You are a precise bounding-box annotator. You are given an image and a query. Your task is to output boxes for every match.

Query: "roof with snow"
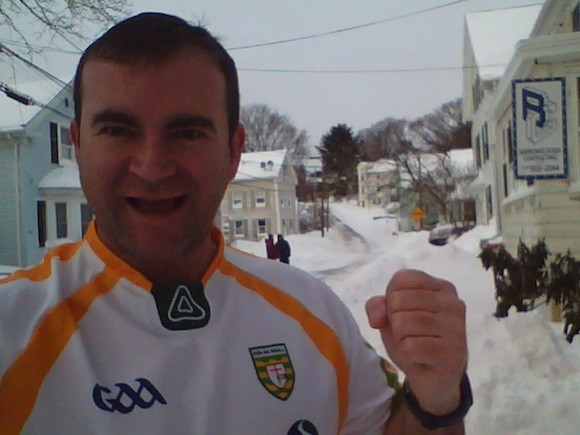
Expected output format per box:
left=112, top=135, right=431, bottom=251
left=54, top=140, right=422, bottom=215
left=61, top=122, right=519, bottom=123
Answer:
left=38, top=162, right=81, bottom=189
left=359, top=159, right=398, bottom=174
left=465, top=5, right=542, bottom=80
left=234, top=149, right=288, bottom=182
left=449, top=149, right=474, bottom=173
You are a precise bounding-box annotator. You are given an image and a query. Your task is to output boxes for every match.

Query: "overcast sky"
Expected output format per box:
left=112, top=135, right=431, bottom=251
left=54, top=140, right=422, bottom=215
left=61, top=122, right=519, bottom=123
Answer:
left=1, top=0, right=544, bottom=146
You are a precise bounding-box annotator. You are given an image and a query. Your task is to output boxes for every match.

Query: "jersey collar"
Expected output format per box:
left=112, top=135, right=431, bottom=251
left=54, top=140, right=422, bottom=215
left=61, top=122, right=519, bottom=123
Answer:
left=84, top=221, right=225, bottom=291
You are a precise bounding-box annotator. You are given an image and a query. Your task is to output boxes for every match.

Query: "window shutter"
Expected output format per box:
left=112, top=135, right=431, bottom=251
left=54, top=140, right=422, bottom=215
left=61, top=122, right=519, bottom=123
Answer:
left=502, top=164, right=508, bottom=198
left=50, top=122, right=59, bottom=164
left=37, top=201, right=47, bottom=247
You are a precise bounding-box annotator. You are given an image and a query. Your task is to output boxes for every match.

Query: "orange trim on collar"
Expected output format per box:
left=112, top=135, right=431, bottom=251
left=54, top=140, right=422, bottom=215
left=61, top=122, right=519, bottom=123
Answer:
left=84, top=221, right=225, bottom=289
left=201, top=225, right=225, bottom=286
left=84, top=221, right=152, bottom=290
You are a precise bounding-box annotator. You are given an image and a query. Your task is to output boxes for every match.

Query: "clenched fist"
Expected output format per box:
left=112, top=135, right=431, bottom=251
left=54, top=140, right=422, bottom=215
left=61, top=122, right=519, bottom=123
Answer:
left=366, top=269, right=468, bottom=415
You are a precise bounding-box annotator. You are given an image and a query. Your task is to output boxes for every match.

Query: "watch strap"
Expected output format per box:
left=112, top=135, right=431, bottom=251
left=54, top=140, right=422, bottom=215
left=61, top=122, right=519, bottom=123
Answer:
left=403, top=372, right=473, bottom=430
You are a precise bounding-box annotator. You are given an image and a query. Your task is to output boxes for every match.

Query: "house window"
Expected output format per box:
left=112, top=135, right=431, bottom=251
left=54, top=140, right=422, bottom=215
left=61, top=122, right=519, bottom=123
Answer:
left=573, top=4, right=579, bottom=32
left=475, top=136, right=482, bottom=169
left=485, top=186, right=493, bottom=219
left=50, top=122, right=74, bottom=164
left=234, top=220, right=245, bottom=237
left=60, top=125, right=74, bottom=161
left=507, top=125, right=514, bottom=163
left=37, top=200, right=46, bottom=247
left=233, top=192, right=243, bottom=209
left=502, top=164, right=509, bottom=198
left=482, top=123, right=489, bottom=162
left=577, top=77, right=580, bottom=126
left=257, top=219, right=267, bottom=235
left=255, top=190, right=266, bottom=208
left=81, top=203, right=93, bottom=236
left=55, top=202, right=68, bottom=238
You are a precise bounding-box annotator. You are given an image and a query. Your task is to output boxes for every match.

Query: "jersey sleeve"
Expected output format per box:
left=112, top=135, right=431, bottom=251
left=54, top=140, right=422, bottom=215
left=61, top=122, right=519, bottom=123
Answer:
left=336, top=299, right=403, bottom=434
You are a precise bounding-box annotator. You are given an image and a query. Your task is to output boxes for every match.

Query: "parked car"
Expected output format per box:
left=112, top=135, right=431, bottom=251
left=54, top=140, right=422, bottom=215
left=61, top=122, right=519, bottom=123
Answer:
left=428, top=224, right=455, bottom=246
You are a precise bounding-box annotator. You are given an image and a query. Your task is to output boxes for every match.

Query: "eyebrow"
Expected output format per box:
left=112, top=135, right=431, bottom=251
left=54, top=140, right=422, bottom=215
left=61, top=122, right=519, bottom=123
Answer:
left=91, top=109, right=139, bottom=128
left=90, top=110, right=217, bottom=134
left=166, top=115, right=217, bottom=134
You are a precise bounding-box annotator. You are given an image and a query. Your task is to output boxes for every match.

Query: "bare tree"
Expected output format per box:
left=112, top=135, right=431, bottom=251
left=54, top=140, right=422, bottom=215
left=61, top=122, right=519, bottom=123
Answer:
left=0, top=0, right=129, bottom=52
left=241, top=103, right=309, bottom=165
left=409, top=98, right=471, bottom=153
left=390, top=99, right=471, bottom=223
left=359, top=117, right=408, bottom=161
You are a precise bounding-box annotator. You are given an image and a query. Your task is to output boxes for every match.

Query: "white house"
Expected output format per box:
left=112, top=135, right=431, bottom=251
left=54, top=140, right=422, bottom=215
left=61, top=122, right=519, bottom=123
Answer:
left=462, top=4, right=543, bottom=231
left=0, top=80, right=78, bottom=267
left=220, top=149, right=299, bottom=243
left=357, top=159, right=399, bottom=210
left=467, top=0, right=580, bottom=256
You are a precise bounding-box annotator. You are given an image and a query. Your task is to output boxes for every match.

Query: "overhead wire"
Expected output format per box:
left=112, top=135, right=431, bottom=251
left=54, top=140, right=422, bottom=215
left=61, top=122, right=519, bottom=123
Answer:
left=228, top=0, right=468, bottom=50
left=0, top=1, right=535, bottom=77
left=0, top=81, right=72, bottom=119
left=238, top=63, right=505, bottom=75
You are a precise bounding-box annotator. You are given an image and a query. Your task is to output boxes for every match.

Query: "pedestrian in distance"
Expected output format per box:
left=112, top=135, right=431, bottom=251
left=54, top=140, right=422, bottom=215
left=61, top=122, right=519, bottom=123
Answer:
left=265, top=233, right=279, bottom=260
left=0, top=12, right=471, bottom=434
left=275, top=234, right=291, bottom=264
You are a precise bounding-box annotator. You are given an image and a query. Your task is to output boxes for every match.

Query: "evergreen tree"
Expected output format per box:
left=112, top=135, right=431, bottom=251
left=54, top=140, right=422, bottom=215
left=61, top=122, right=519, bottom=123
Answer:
left=317, top=124, right=359, bottom=197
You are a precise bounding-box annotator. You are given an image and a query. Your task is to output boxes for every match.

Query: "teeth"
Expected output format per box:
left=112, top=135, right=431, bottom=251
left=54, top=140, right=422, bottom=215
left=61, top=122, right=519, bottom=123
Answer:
left=130, top=197, right=182, bottom=214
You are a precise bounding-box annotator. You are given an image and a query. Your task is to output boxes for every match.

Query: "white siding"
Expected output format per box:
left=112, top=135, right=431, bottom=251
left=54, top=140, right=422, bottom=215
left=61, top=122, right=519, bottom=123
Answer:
left=0, top=143, right=19, bottom=265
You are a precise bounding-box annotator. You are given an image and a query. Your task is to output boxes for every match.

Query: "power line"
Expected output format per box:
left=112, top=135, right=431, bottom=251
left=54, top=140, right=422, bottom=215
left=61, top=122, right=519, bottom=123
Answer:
left=0, top=81, right=72, bottom=120
left=0, top=38, right=505, bottom=78
left=228, top=0, right=468, bottom=51
left=239, top=63, right=505, bottom=75
left=0, top=38, right=82, bottom=55
left=0, top=43, right=70, bottom=88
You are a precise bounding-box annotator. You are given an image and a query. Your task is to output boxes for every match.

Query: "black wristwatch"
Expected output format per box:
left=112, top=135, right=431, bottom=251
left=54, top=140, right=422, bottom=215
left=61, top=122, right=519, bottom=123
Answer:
left=403, top=373, right=473, bottom=430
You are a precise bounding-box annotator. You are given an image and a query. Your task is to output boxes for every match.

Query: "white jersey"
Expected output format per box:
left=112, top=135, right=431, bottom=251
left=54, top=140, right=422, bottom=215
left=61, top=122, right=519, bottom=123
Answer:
left=0, top=223, right=400, bottom=434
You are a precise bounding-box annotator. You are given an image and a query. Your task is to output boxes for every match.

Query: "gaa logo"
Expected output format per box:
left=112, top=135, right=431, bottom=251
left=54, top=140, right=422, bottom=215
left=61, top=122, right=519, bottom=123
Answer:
left=93, top=378, right=167, bottom=414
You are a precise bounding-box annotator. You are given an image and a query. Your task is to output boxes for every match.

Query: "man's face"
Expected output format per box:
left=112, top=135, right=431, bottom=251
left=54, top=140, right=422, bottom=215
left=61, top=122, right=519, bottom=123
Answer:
left=72, top=50, right=244, bottom=273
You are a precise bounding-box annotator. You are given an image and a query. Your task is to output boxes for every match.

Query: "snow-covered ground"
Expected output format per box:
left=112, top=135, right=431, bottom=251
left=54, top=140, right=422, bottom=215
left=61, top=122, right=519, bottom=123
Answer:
left=234, top=200, right=580, bottom=434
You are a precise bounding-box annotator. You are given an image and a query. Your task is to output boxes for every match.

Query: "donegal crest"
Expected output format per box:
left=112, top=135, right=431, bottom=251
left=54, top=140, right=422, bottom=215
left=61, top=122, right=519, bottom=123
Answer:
left=249, top=343, right=295, bottom=401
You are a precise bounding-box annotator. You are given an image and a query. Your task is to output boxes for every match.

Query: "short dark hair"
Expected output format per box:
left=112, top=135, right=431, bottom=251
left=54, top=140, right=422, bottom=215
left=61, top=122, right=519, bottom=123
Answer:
left=73, top=12, right=240, bottom=139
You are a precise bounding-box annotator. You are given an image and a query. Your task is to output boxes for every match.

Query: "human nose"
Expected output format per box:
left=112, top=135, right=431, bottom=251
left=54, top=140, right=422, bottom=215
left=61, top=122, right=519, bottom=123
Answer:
left=128, top=134, right=177, bottom=182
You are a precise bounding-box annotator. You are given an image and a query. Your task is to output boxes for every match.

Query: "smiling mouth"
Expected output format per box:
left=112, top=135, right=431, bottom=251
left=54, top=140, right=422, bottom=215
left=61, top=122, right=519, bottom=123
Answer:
left=126, top=196, right=186, bottom=214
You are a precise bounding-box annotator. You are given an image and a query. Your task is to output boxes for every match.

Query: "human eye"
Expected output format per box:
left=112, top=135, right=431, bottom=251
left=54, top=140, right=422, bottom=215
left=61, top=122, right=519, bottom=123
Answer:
left=97, top=125, right=134, bottom=137
left=172, top=128, right=206, bottom=141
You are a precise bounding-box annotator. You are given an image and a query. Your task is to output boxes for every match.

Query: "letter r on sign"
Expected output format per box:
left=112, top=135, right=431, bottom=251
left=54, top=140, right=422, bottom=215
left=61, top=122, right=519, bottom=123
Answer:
left=522, top=88, right=546, bottom=128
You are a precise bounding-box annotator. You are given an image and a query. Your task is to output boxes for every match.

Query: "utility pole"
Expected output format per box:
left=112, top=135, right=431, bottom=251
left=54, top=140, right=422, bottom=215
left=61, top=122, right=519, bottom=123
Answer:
left=320, top=182, right=326, bottom=237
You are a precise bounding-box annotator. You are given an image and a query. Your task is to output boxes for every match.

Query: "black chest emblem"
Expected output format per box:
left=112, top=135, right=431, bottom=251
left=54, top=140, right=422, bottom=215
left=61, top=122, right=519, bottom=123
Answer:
left=151, top=282, right=210, bottom=330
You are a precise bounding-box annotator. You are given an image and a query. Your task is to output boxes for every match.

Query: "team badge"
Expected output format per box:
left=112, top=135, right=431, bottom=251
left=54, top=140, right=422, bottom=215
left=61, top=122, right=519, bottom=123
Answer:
left=249, top=343, right=294, bottom=401
left=151, top=282, right=210, bottom=330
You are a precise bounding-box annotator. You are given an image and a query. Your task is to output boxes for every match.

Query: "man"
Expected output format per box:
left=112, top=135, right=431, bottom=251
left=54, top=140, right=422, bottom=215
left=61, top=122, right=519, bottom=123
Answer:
left=0, top=13, right=470, bottom=434
left=265, top=233, right=279, bottom=260
left=276, top=234, right=291, bottom=264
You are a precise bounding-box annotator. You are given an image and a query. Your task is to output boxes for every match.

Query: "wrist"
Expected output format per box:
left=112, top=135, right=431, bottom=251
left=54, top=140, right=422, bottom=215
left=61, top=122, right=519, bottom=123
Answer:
left=416, top=384, right=461, bottom=415
left=403, top=373, right=473, bottom=430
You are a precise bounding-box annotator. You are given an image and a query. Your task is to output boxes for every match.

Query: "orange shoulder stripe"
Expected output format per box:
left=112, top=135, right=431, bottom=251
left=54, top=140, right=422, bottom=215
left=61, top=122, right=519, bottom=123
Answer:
left=218, top=259, right=349, bottom=435
left=0, top=268, right=120, bottom=434
left=0, top=241, right=84, bottom=286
